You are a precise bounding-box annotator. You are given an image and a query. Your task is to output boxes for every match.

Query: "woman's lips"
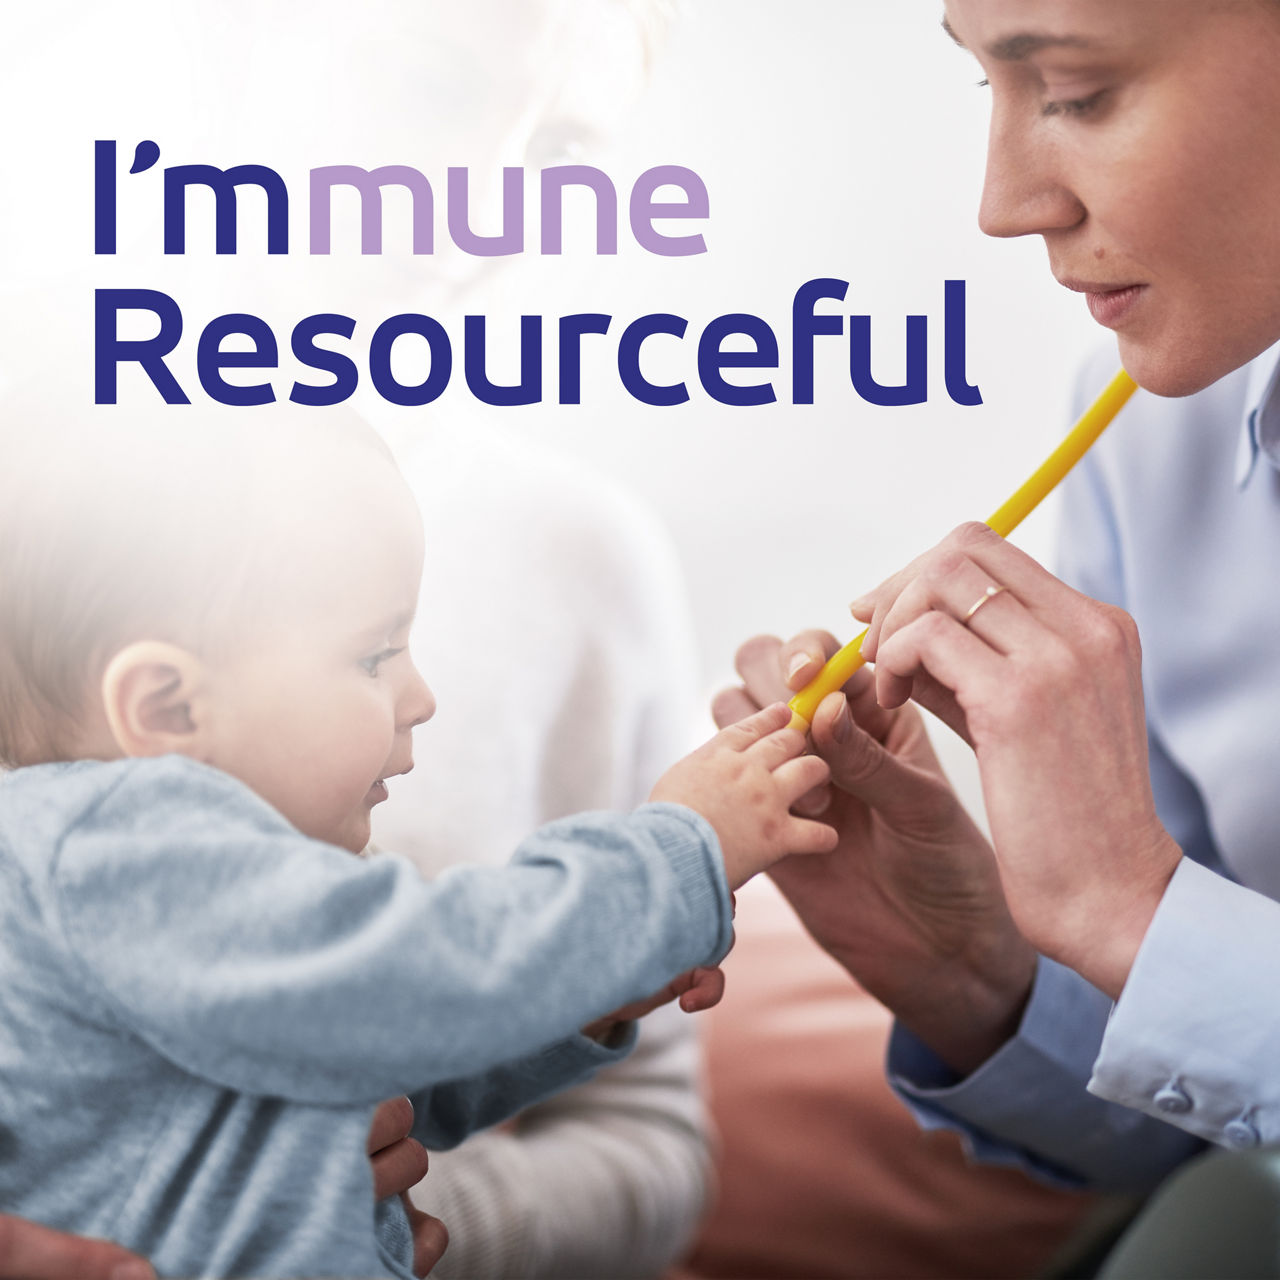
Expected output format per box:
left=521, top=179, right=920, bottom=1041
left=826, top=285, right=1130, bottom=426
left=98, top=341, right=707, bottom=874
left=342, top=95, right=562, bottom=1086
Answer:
left=1059, top=278, right=1148, bottom=329
left=1085, top=284, right=1146, bottom=328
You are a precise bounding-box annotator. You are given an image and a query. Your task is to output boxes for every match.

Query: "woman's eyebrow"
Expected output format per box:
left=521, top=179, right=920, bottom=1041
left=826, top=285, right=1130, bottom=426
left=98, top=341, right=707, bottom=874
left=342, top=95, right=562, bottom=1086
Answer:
left=941, top=14, right=1095, bottom=60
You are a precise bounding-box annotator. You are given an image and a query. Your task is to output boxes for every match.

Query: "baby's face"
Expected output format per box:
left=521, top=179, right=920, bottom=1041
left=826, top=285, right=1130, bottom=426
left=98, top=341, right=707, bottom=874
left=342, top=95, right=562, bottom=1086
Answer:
left=202, top=456, right=435, bottom=852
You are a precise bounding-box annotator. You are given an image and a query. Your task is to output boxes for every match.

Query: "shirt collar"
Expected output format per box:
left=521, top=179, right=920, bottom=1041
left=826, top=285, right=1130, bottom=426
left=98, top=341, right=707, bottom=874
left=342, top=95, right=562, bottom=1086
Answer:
left=1236, top=339, right=1280, bottom=490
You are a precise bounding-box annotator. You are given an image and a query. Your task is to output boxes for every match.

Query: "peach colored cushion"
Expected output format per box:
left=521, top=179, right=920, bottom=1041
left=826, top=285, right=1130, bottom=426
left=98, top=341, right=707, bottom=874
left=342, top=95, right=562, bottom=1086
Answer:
left=669, top=880, right=1096, bottom=1280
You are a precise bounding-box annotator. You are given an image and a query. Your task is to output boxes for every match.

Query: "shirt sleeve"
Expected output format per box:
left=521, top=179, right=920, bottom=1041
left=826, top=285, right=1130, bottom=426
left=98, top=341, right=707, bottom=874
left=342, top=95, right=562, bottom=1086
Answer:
left=51, top=757, right=732, bottom=1108
left=887, top=955, right=1205, bottom=1189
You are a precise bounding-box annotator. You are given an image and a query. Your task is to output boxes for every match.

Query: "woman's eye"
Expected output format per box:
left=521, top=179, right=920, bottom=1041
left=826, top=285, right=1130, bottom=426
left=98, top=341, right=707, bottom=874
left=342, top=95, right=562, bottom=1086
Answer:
left=1041, top=89, right=1108, bottom=119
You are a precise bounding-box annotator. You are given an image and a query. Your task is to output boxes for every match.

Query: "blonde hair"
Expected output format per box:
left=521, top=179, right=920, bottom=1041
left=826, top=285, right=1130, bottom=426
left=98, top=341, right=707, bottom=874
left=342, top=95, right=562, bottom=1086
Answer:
left=0, top=392, right=393, bottom=767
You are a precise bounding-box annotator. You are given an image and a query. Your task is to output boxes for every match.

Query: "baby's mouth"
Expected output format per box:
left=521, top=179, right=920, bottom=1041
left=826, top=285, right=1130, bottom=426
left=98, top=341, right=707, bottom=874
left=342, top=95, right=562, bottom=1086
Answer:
left=367, top=760, right=413, bottom=804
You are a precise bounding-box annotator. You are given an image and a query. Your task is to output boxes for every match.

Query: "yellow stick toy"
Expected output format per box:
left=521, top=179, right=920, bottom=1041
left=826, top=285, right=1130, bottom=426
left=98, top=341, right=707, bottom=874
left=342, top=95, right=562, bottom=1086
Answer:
left=787, top=368, right=1140, bottom=731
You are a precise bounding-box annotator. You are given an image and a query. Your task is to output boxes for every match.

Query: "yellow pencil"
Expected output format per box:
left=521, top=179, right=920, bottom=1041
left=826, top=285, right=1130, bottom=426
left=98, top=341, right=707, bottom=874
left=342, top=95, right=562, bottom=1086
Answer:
left=787, top=368, right=1139, bottom=731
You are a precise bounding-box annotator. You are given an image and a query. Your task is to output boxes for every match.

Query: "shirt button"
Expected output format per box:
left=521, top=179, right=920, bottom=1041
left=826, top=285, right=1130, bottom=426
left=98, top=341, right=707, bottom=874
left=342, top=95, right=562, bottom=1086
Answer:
left=1153, top=1085, right=1192, bottom=1115
left=1224, top=1119, right=1260, bottom=1149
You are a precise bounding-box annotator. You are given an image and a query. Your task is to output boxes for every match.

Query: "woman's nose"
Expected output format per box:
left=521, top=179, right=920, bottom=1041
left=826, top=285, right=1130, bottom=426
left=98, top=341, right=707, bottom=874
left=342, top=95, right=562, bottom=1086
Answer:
left=978, top=108, right=1085, bottom=240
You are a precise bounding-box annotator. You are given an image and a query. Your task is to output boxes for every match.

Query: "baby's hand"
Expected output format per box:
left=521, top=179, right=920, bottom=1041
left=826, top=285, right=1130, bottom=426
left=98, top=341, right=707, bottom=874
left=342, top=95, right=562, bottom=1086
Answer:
left=580, top=965, right=726, bottom=1042
left=650, top=702, right=837, bottom=888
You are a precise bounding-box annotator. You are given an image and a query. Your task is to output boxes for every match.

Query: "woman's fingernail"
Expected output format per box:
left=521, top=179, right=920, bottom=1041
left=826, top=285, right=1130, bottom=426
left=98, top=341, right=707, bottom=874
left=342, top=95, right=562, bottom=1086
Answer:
left=849, top=596, right=871, bottom=616
left=787, top=653, right=811, bottom=681
left=832, top=699, right=853, bottom=744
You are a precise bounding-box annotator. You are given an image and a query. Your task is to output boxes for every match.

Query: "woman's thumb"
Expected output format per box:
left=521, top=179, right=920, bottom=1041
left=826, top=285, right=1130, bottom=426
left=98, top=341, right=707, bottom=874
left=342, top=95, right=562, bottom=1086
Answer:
left=809, top=692, right=937, bottom=820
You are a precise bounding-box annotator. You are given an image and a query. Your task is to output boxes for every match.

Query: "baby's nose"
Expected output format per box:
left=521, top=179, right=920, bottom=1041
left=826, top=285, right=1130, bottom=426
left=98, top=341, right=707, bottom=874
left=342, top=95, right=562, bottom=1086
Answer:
left=400, top=665, right=436, bottom=729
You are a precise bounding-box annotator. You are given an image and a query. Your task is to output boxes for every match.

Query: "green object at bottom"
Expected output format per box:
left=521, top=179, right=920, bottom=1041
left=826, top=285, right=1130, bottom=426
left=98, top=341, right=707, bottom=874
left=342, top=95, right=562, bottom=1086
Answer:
left=1100, top=1146, right=1280, bottom=1280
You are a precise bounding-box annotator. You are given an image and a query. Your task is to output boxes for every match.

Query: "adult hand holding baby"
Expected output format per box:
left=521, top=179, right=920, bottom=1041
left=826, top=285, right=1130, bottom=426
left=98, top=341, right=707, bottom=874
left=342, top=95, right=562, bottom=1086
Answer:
left=367, top=1097, right=449, bottom=1277
left=0, top=1215, right=153, bottom=1280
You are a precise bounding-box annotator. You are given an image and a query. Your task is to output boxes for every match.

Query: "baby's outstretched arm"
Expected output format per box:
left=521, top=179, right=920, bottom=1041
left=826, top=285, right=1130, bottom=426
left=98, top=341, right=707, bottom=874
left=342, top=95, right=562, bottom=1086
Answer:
left=649, top=702, right=838, bottom=888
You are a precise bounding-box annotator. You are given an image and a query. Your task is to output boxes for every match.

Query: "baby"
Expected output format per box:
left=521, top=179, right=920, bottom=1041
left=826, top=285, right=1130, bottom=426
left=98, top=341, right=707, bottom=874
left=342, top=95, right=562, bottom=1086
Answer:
left=0, top=402, right=835, bottom=1279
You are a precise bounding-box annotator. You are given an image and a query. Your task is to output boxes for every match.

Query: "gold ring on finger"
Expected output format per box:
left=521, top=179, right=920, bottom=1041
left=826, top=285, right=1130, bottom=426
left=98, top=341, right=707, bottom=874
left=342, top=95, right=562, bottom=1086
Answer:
left=961, top=583, right=1008, bottom=625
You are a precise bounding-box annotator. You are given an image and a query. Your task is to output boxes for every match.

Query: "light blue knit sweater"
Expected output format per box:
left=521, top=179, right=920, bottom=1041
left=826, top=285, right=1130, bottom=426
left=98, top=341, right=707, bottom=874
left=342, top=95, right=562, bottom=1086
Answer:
left=0, top=756, right=730, bottom=1278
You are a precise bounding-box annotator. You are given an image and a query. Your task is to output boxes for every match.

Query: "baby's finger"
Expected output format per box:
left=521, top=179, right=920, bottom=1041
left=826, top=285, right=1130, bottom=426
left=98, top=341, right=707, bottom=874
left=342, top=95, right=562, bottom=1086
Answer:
left=746, top=723, right=808, bottom=768
left=678, top=966, right=726, bottom=1013
left=717, top=701, right=792, bottom=751
left=772, top=753, right=832, bottom=805
left=781, top=814, right=840, bottom=855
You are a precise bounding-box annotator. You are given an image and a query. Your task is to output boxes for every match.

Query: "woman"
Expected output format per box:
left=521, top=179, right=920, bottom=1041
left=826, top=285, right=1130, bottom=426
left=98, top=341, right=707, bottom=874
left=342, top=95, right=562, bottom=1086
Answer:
left=717, top=0, right=1280, bottom=1188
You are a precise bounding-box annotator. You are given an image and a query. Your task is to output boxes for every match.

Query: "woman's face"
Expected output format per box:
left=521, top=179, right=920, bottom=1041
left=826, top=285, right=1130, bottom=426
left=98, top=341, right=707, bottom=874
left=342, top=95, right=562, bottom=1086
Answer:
left=944, top=0, right=1280, bottom=396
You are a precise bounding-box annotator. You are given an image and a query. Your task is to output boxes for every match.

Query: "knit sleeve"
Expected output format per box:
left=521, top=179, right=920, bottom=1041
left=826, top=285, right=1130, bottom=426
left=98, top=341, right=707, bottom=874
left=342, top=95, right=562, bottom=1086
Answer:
left=52, top=757, right=731, bottom=1107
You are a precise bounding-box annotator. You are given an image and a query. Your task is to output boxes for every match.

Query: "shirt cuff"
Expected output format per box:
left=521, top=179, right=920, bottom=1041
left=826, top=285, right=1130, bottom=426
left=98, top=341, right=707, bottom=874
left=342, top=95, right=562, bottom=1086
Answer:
left=1090, top=856, right=1280, bottom=1149
left=888, top=954, right=1109, bottom=1185
left=633, top=802, right=734, bottom=966
left=555, top=1021, right=640, bottom=1073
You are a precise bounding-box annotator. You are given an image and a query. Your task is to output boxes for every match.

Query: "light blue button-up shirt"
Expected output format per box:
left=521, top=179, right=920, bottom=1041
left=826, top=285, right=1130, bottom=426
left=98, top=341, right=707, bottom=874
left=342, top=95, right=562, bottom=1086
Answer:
left=889, top=339, right=1280, bottom=1191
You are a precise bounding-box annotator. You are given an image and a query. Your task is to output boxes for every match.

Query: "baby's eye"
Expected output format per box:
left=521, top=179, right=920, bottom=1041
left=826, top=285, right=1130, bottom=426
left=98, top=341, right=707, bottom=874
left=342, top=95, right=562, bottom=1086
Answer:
left=360, top=647, right=403, bottom=677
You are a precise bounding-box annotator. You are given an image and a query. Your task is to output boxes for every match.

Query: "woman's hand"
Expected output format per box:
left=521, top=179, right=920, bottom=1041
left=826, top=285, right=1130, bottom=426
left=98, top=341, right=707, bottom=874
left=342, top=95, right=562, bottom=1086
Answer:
left=716, top=633, right=1035, bottom=1075
left=368, top=1097, right=449, bottom=1277
left=853, top=521, right=1182, bottom=997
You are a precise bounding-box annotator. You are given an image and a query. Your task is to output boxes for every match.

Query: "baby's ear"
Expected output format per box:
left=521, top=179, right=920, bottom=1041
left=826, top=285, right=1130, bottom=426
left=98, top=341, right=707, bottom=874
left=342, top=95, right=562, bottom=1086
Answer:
left=99, top=642, right=211, bottom=759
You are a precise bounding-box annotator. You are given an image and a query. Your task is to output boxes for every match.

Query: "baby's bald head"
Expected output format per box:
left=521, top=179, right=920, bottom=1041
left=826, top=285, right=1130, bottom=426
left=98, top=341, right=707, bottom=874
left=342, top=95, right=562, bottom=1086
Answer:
left=0, top=394, right=413, bottom=767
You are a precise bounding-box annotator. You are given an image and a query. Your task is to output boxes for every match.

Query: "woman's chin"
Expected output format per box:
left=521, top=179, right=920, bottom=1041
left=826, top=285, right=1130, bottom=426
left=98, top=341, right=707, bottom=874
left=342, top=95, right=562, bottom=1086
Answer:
left=1118, top=328, right=1275, bottom=400
left=1117, top=340, right=1225, bottom=400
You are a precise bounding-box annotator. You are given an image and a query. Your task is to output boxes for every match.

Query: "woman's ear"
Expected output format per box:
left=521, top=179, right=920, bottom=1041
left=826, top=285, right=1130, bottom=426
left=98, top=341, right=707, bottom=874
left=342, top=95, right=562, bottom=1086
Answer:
left=99, top=642, right=213, bottom=759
